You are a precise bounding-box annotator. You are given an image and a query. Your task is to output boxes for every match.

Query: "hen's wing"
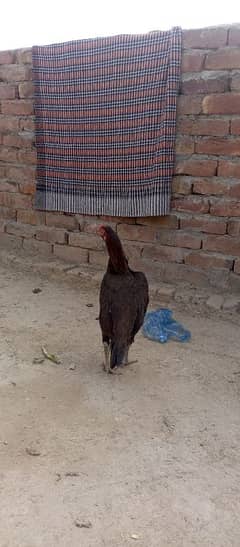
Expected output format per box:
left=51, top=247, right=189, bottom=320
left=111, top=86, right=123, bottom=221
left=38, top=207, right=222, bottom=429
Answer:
left=99, top=270, right=148, bottom=349
left=130, top=271, right=149, bottom=341
left=99, top=273, right=113, bottom=342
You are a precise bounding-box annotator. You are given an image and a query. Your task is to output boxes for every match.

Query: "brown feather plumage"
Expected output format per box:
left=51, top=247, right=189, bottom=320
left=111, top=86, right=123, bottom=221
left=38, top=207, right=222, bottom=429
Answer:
left=97, top=226, right=149, bottom=371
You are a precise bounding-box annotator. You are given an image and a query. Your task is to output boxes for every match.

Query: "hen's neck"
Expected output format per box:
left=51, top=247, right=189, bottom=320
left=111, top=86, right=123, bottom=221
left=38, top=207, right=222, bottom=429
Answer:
left=106, top=237, right=129, bottom=274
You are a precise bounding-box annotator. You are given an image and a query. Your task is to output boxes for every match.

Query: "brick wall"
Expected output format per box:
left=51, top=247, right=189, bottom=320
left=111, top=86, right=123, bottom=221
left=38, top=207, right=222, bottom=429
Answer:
left=0, top=25, right=240, bottom=289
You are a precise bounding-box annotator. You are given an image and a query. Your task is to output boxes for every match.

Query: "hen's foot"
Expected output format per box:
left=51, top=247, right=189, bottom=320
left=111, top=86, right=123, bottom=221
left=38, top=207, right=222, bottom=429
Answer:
left=124, top=359, right=138, bottom=366
left=109, top=366, right=122, bottom=375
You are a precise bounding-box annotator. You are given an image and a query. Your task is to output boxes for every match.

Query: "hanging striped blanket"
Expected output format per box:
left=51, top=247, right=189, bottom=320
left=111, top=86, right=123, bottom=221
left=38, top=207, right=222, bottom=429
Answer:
left=33, top=28, right=182, bottom=217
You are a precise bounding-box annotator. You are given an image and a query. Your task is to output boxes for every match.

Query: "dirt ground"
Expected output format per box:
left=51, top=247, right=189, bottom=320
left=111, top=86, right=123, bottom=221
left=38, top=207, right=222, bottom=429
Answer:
left=0, top=256, right=240, bottom=547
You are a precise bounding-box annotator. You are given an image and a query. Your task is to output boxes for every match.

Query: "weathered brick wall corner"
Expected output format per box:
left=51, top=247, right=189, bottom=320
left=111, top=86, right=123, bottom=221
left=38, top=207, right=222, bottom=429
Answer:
left=0, top=26, right=240, bottom=290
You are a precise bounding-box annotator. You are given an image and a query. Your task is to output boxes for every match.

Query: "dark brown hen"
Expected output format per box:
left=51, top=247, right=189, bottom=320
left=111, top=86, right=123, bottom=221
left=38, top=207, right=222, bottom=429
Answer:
left=97, top=225, right=149, bottom=373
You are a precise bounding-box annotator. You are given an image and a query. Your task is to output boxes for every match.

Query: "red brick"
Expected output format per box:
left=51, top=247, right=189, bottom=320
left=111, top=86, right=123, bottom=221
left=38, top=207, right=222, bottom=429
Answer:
left=203, top=94, right=240, bottom=115
left=227, top=219, right=240, bottom=236
left=0, top=51, right=16, bottom=64
left=84, top=222, right=117, bottom=236
left=0, top=116, right=19, bottom=132
left=35, top=227, right=66, bottom=244
left=0, top=165, right=6, bottom=177
left=1, top=100, right=34, bottom=116
left=183, top=27, right=228, bottom=49
left=156, top=229, right=202, bottom=249
left=23, top=238, right=52, bottom=255
left=117, top=224, right=155, bottom=242
left=136, top=215, right=179, bottom=229
left=203, top=234, right=240, bottom=256
left=193, top=179, right=228, bottom=196
left=99, top=215, right=135, bottom=225
left=185, top=251, right=233, bottom=270
left=229, top=183, right=240, bottom=199
left=19, top=117, right=35, bottom=131
left=175, top=135, right=195, bottom=156
left=16, top=49, right=32, bottom=64
left=18, top=82, right=34, bottom=99
left=162, top=263, right=212, bottom=287
left=0, top=220, right=6, bottom=232
left=6, top=221, right=36, bottom=239
left=177, top=116, right=229, bottom=136
left=46, top=212, right=78, bottom=230
left=228, top=270, right=240, bottom=289
left=175, top=136, right=195, bottom=154
left=182, top=51, right=205, bottom=72
left=19, top=181, right=36, bottom=195
left=230, top=72, right=240, bottom=91
left=196, top=137, right=240, bottom=156
left=18, top=149, right=37, bottom=165
left=0, top=192, right=32, bottom=210
left=177, top=95, right=202, bottom=115
left=0, top=205, right=16, bottom=220
left=0, top=180, right=18, bottom=192
left=172, top=176, right=193, bottom=195
left=210, top=199, right=240, bottom=217
left=89, top=250, right=107, bottom=267
left=6, top=165, right=36, bottom=183
left=218, top=160, right=240, bottom=178
left=53, top=244, right=88, bottom=263
left=192, top=177, right=230, bottom=196
left=0, top=64, right=31, bottom=82
left=123, top=242, right=143, bottom=259
left=204, top=266, right=231, bottom=288
left=77, top=216, right=116, bottom=233
left=142, top=243, right=186, bottom=263
left=76, top=215, right=95, bottom=227
left=130, top=256, right=166, bottom=279
left=17, top=209, right=46, bottom=225
left=229, top=26, right=240, bottom=46
left=0, top=147, right=19, bottom=163
left=172, top=196, right=209, bottom=214
left=230, top=119, right=240, bottom=135
left=180, top=214, right=227, bottom=234
left=0, top=232, right=23, bottom=250
left=234, top=259, right=240, bottom=274
left=175, top=157, right=217, bottom=176
left=3, top=134, right=34, bottom=148
left=69, top=232, right=105, bottom=250
left=181, top=72, right=228, bottom=94
left=0, top=84, right=16, bottom=99
left=205, top=48, right=240, bottom=70
left=73, top=213, right=92, bottom=225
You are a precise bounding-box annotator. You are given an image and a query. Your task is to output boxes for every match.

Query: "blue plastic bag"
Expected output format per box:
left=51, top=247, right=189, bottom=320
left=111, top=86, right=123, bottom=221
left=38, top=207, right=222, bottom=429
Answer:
left=142, top=308, right=191, bottom=343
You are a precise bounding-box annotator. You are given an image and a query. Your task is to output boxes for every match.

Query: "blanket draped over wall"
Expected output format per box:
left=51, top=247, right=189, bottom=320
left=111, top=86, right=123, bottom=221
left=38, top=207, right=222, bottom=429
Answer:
left=32, top=28, right=182, bottom=216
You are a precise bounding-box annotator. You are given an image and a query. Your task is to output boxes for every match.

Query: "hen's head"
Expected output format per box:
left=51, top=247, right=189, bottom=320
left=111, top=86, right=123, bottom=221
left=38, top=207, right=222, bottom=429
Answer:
left=96, top=225, right=129, bottom=273
left=97, top=225, right=115, bottom=242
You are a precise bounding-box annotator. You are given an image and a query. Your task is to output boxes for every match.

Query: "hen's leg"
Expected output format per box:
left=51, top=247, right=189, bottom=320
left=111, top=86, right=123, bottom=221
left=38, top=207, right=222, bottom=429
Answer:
left=123, top=346, right=129, bottom=366
left=122, top=346, right=138, bottom=367
left=103, top=340, right=122, bottom=374
left=103, top=342, right=110, bottom=373
left=107, top=352, right=133, bottom=375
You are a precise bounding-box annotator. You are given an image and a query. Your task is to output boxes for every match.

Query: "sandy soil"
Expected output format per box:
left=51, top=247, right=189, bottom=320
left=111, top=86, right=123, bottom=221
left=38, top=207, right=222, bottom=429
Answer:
left=0, top=257, right=240, bottom=547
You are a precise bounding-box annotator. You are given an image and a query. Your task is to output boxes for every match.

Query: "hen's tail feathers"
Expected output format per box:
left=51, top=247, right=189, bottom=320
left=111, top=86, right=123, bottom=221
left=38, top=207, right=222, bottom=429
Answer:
left=110, top=341, right=126, bottom=369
